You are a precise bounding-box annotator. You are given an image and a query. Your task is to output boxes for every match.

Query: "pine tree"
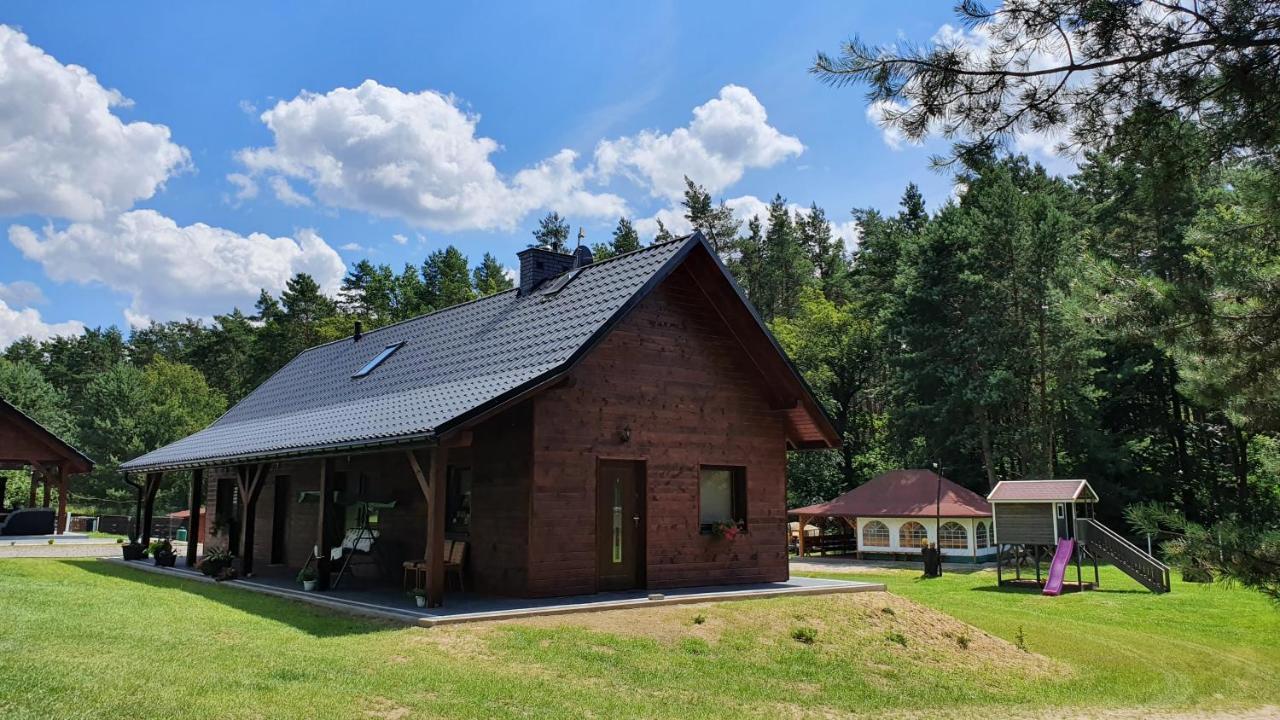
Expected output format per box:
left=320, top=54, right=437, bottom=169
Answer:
left=682, top=177, right=740, bottom=255
left=592, top=217, right=643, bottom=260
left=755, top=195, right=813, bottom=321
left=652, top=219, right=675, bottom=244
left=796, top=203, right=850, bottom=303
left=422, top=246, right=477, bottom=310
left=472, top=252, right=514, bottom=296
left=531, top=212, right=570, bottom=253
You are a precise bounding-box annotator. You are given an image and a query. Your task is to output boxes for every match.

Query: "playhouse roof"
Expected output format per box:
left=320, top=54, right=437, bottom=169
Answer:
left=987, top=479, right=1097, bottom=503
left=790, top=469, right=992, bottom=519
left=121, top=234, right=838, bottom=473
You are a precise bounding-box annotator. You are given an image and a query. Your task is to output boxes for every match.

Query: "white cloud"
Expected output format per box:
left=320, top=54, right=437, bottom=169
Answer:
left=594, top=85, right=803, bottom=201
left=225, top=173, right=258, bottom=204
left=8, top=210, right=345, bottom=324
left=0, top=299, right=83, bottom=348
left=390, top=233, right=407, bottom=245
left=0, top=280, right=47, bottom=307
left=236, top=80, right=624, bottom=231
left=866, top=100, right=913, bottom=151
left=269, top=176, right=312, bottom=206
left=0, top=25, right=190, bottom=221
left=339, top=242, right=366, bottom=252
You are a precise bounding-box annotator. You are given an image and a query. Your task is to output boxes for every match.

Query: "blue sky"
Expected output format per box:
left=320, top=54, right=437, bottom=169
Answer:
left=0, top=2, right=1040, bottom=345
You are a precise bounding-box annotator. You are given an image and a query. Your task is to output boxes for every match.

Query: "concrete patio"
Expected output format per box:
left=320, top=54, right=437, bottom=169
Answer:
left=102, top=556, right=884, bottom=626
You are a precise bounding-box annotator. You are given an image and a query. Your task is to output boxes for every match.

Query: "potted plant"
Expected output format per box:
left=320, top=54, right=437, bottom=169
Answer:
left=121, top=539, right=147, bottom=561
left=297, top=566, right=318, bottom=591
left=197, top=547, right=233, bottom=577
left=411, top=587, right=427, bottom=608
left=149, top=539, right=176, bottom=567
left=710, top=520, right=743, bottom=540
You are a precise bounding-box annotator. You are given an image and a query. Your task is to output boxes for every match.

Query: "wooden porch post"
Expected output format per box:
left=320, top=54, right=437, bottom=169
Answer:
left=316, top=458, right=335, bottom=590
left=0, top=476, right=7, bottom=508
left=28, top=465, right=39, bottom=507
left=186, top=469, right=203, bottom=567
left=236, top=464, right=269, bottom=577
left=796, top=515, right=808, bottom=557
left=41, top=475, right=51, bottom=507
left=54, top=465, right=67, bottom=535
left=141, top=472, right=161, bottom=546
left=427, top=447, right=446, bottom=607
left=405, top=446, right=446, bottom=607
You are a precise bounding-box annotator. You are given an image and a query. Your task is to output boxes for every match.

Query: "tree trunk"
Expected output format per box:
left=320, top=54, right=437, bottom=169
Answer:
left=977, top=406, right=998, bottom=489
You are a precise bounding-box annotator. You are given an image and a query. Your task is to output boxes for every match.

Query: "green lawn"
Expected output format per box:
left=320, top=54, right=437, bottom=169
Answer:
left=0, top=558, right=1276, bottom=719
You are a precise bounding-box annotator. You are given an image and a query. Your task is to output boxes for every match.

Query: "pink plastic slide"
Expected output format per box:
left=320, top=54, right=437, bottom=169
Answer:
left=1042, top=538, right=1076, bottom=596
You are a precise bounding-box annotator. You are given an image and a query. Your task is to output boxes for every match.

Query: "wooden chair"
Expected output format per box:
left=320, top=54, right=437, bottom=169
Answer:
left=402, top=539, right=462, bottom=591
left=444, top=540, right=467, bottom=592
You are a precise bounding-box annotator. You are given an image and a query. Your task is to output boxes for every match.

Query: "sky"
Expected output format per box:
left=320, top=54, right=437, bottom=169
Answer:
left=0, top=2, right=1067, bottom=346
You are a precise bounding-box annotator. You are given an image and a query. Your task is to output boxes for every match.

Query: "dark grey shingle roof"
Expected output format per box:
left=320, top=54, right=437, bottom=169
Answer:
left=121, top=238, right=691, bottom=471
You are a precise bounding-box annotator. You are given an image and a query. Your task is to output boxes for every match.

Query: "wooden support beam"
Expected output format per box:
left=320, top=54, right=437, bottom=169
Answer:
left=796, top=515, right=808, bottom=557
left=0, top=476, right=7, bottom=508
left=186, top=469, right=203, bottom=568
left=28, top=465, right=39, bottom=507
left=141, top=472, right=162, bottom=546
left=41, top=474, right=51, bottom=508
left=427, top=447, right=446, bottom=607
left=236, top=464, right=270, bottom=577
left=54, top=465, right=67, bottom=535
left=316, top=458, right=335, bottom=590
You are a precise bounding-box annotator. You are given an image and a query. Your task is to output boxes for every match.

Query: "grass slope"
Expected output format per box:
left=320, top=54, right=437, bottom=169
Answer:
left=0, top=559, right=1276, bottom=719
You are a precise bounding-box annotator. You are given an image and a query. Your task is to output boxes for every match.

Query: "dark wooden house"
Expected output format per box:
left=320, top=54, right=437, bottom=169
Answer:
left=121, top=234, right=837, bottom=605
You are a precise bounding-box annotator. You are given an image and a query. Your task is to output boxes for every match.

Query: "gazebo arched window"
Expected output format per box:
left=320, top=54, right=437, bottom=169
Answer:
left=975, top=521, right=989, bottom=549
left=899, top=521, right=928, bottom=548
left=939, top=521, right=968, bottom=549
left=862, top=520, right=890, bottom=547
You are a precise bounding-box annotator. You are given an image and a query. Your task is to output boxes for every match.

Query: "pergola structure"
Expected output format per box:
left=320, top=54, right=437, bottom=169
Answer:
left=0, top=398, right=94, bottom=533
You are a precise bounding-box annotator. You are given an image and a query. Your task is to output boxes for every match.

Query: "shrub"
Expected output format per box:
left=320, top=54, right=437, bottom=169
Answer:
left=955, top=632, right=972, bottom=649
left=148, top=539, right=173, bottom=556
left=296, top=566, right=318, bottom=583
left=791, top=626, right=818, bottom=644
left=886, top=631, right=908, bottom=647
left=197, top=548, right=233, bottom=577
left=692, top=613, right=706, bottom=625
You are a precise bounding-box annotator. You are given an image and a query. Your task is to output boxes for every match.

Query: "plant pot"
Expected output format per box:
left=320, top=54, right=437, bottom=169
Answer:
left=414, top=595, right=427, bottom=608
left=302, top=580, right=317, bottom=592
left=122, top=544, right=145, bottom=561
left=155, top=553, right=177, bottom=568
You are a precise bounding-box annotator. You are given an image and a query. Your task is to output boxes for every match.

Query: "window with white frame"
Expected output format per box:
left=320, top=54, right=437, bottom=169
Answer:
left=862, top=520, right=890, bottom=547
left=939, top=521, right=968, bottom=549
left=975, top=521, right=990, bottom=549
left=899, top=521, right=929, bottom=548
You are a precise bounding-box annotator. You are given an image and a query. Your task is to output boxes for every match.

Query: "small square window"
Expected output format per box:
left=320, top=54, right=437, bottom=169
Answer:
left=699, top=466, right=746, bottom=532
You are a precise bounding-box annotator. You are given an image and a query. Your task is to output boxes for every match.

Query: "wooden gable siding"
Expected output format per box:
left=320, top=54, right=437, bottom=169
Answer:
left=527, top=264, right=790, bottom=596
left=992, top=502, right=1056, bottom=545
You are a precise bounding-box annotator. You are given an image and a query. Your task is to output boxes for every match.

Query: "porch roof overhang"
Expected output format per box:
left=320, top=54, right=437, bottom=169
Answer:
left=0, top=398, right=94, bottom=475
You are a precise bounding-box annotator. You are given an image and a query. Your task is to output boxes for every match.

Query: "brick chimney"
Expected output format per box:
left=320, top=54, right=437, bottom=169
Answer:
left=516, top=246, right=575, bottom=295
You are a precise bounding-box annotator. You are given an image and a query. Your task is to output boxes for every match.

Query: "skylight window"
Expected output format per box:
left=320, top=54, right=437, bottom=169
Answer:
left=352, top=341, right=405, bottom=379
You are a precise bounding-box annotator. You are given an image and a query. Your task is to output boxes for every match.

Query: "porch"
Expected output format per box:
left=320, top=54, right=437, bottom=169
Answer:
left=104, top=556, right=883, bottom=626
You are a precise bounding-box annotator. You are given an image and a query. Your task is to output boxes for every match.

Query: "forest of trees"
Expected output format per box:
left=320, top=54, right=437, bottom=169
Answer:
left=1, top=0, right=1276, bottom=596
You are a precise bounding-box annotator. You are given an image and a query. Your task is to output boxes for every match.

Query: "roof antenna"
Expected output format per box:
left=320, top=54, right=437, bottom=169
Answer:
left=576, top=226, right=585, bottom=249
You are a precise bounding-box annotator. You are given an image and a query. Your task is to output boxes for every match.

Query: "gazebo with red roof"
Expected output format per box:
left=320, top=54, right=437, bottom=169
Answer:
left=789, top=469, right=996, bottom=563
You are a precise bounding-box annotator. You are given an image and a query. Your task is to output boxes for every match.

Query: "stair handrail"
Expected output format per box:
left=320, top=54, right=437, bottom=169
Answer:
left=1077, top=517, right=1170, bottom=572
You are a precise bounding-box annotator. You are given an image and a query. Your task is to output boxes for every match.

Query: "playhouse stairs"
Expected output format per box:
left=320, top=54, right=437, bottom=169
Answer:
left=1076, top=518, right=1171, bottom=593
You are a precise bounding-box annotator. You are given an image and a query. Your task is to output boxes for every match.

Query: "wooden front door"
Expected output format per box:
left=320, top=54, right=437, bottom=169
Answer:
left=596, top=460, right=645, bottom=591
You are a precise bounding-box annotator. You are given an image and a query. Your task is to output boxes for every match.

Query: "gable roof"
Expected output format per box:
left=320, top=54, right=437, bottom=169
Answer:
left=790, top=469, right=992, bottom=519
left=0, top=398, right=94, bottom=474
left=122, top=234, right=838, bottom=473
left=987, top=479, right=1097, bottom=503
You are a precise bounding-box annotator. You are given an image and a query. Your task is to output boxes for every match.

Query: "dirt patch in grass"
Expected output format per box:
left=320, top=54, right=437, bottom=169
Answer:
left=360, top=697, right=410, bottom=720
left=495, top=591, right=1061, bottom=678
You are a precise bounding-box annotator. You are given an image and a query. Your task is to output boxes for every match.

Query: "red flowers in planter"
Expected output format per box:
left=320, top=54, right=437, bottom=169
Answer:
left=711, top=520, right=743, bottom=540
